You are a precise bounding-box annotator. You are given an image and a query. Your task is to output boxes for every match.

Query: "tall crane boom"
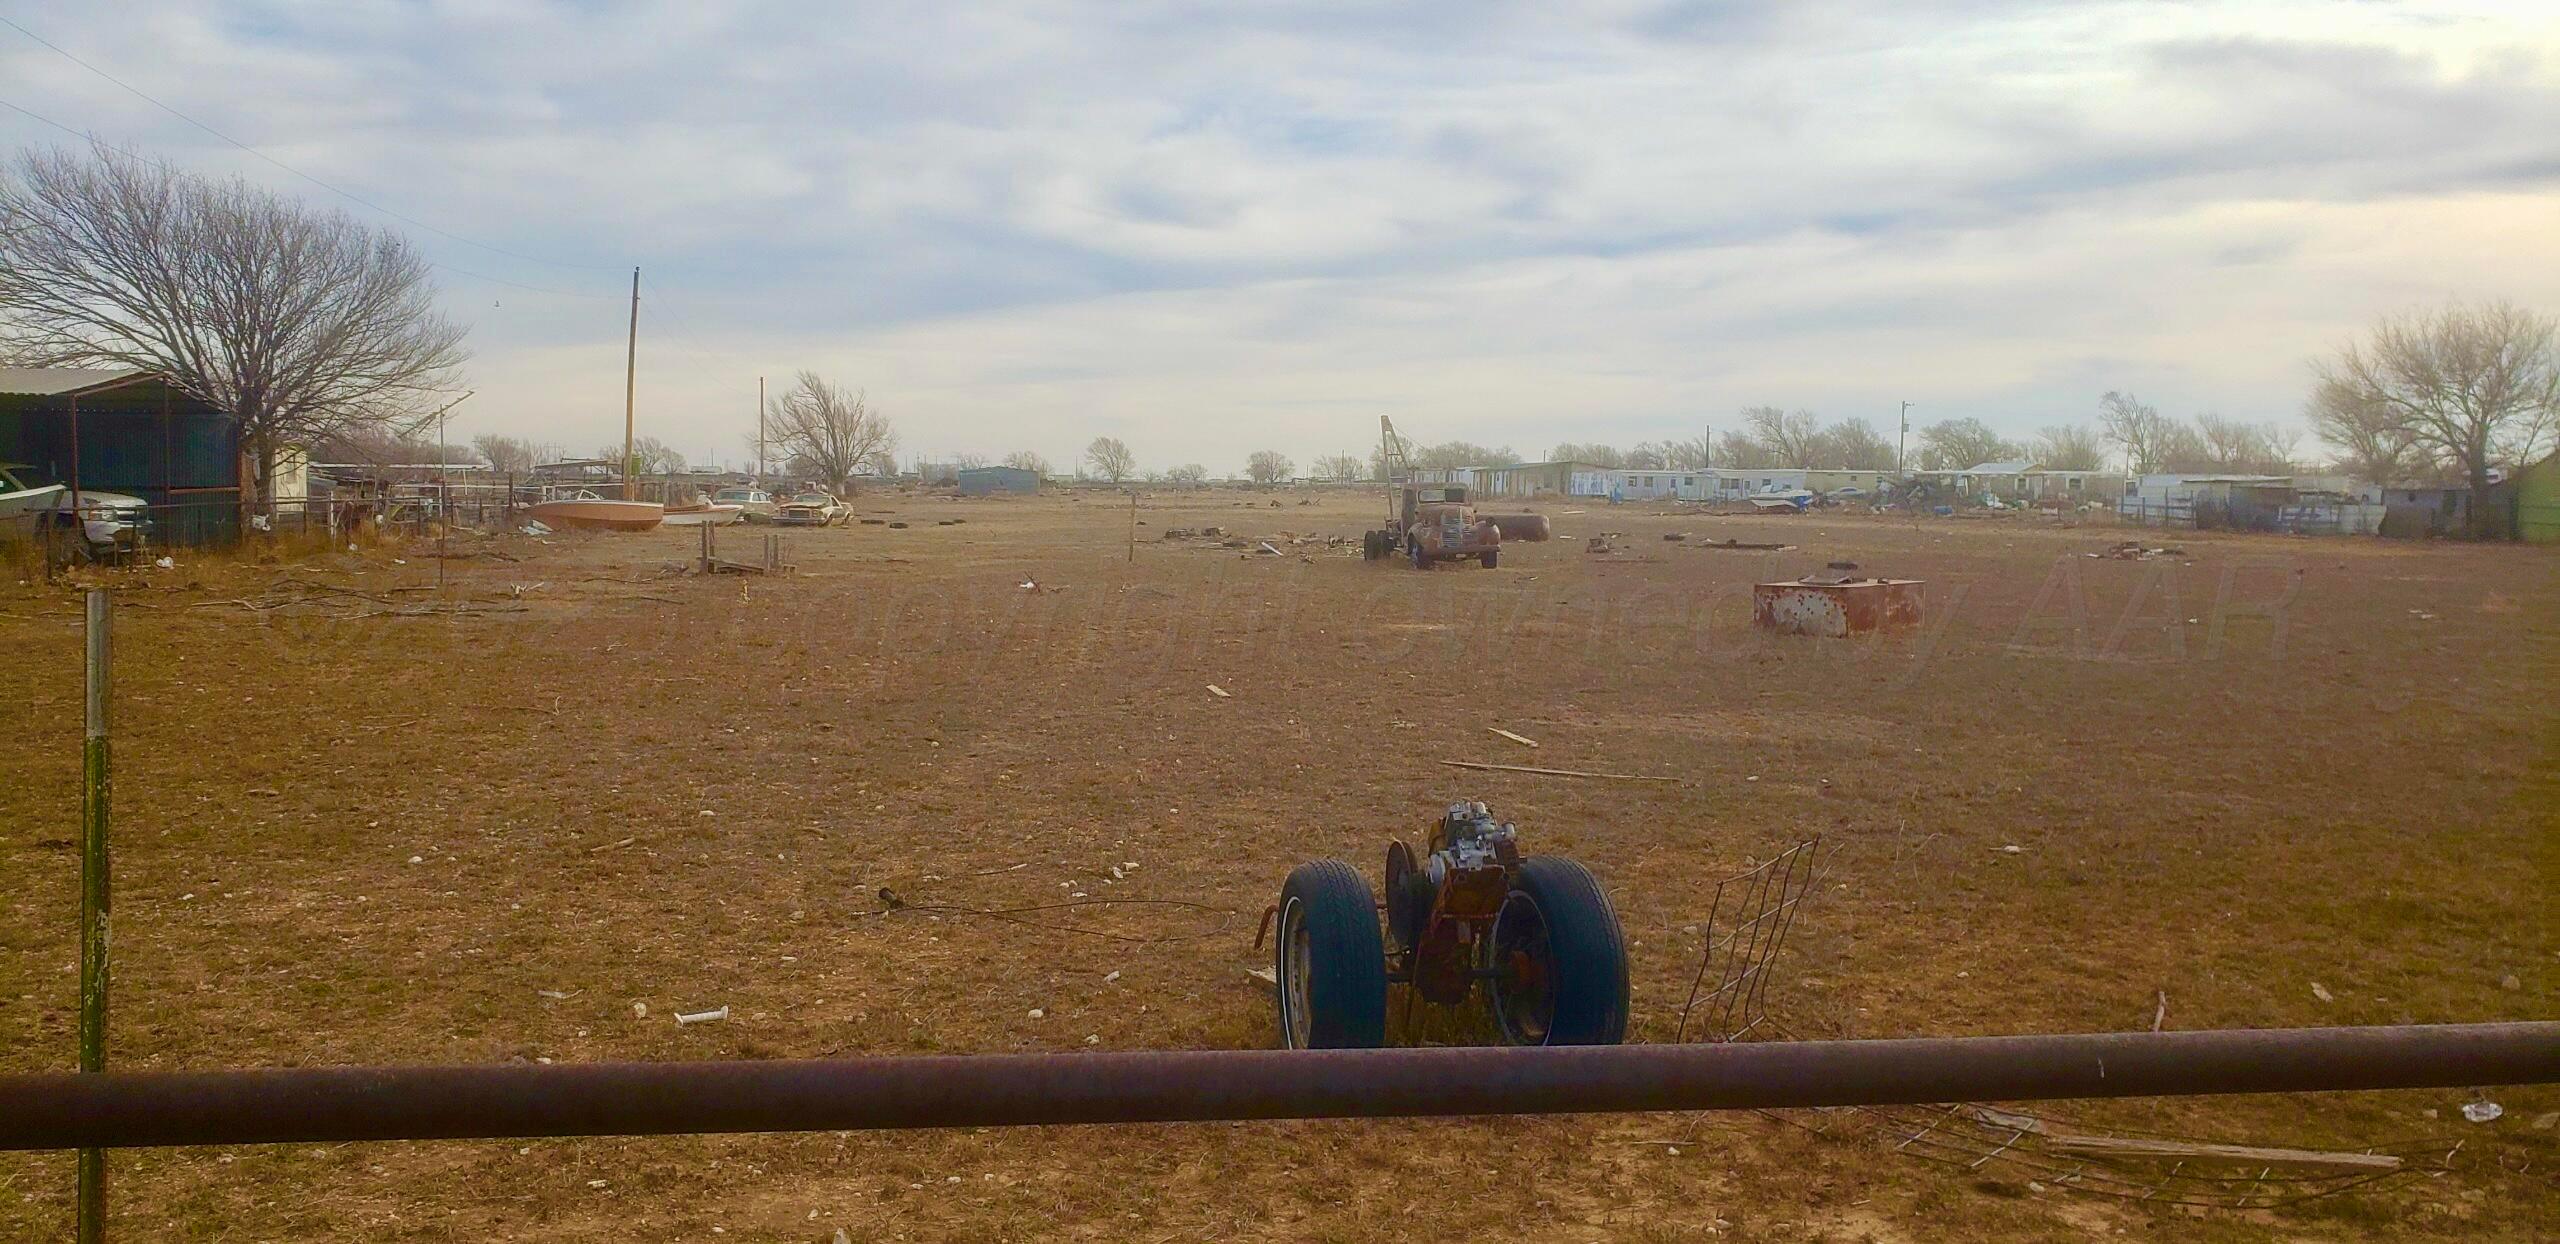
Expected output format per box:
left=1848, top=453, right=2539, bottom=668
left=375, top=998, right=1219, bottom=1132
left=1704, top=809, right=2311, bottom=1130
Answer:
left=1378, top=415, right=1415, bottom=484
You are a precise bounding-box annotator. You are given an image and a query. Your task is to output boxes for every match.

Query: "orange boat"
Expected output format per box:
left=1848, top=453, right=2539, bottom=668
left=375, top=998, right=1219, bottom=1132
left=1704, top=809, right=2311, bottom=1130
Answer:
left=526, top=491, right=665, bottom=532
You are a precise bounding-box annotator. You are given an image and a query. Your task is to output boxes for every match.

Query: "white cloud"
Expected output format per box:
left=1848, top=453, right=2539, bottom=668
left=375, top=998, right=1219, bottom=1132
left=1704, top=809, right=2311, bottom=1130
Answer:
left=1, top=1, right=2555, bottom=471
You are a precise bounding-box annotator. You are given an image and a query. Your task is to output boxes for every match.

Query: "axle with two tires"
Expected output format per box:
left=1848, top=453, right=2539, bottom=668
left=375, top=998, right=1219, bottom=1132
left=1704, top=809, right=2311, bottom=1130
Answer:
left=1267, top=802, right=1630, bottom=1048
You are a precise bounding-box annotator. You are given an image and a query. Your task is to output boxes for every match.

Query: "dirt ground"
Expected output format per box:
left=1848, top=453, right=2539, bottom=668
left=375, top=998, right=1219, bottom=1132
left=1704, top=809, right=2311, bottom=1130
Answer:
left=1, top=490, right=2552, bottom=1241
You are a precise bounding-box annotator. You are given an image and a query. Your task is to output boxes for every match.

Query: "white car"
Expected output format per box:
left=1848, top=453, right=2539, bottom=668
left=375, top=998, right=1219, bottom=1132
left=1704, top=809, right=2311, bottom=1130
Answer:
left=0, top=465, right=152, bottom=551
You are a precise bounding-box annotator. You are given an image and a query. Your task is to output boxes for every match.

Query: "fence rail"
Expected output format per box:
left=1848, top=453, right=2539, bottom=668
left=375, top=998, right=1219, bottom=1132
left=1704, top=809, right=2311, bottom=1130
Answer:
left=5, top=1022, right=2552, bottom=1151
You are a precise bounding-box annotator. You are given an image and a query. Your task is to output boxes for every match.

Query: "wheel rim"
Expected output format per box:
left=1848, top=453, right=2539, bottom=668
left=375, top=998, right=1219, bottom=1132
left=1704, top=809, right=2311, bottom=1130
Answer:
left=1490, top=889, right=1555, bottom=1044
left=1278, top=897, right=1313, bottom=1049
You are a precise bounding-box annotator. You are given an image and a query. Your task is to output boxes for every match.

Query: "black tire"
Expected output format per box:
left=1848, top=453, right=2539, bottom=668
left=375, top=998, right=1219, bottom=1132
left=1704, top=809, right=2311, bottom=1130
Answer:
left=1488, top=856, right=1630, bottom=1046
left=1275, top=860, right=1387, bottom=1049
left=1479, top=549, right=1498, bottom=569
left=1362, top=530, right=1386, bottom=560
left=1383, top=840, right=1436, bottom=952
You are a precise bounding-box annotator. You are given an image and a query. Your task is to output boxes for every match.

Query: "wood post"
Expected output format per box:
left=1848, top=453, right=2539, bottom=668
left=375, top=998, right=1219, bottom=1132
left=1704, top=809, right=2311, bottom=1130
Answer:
left=78, top=589, right=112, bottom=1242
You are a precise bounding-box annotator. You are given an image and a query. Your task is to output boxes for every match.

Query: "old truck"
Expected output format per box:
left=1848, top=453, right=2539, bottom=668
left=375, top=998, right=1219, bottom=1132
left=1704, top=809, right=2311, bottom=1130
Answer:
left=1363, top=481, right=1503, bottom=569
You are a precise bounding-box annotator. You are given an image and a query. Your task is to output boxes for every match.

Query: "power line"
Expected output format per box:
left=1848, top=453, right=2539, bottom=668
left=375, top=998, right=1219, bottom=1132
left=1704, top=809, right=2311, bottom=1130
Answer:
left=0, top=12, right=622, bottom=273
left=0, top=93, right=87, bottom=141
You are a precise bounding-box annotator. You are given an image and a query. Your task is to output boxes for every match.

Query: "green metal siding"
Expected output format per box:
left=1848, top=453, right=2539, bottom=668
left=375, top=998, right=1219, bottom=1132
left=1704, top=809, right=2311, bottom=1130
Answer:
left=2517, top=454, right=2560, bottom=545
left=0, top=380, right=242, bottom=545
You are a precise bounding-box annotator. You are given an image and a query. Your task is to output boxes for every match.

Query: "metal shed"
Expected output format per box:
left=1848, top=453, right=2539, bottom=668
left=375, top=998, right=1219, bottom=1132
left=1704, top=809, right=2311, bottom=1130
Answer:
left=0, top=367, right=242, bottom=545
left=955, top=466, right=1039, bottom=496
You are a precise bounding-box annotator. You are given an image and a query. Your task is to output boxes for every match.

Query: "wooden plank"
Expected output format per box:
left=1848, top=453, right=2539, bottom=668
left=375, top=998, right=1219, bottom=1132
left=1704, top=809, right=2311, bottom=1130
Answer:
left=1486, top=728, right=1538, bottom=748
left=2042, top=1134, right=2402, bottom=1173
left=1439, top=760, right=1679, bottom=783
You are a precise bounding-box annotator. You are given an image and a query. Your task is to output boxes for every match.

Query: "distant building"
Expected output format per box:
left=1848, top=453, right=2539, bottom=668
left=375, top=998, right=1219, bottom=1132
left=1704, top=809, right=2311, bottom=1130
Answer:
left=915, top=461, right=961, bottom=486
left=1473, top=461, right=1609, bottom=498
left=955, top=465, right=1039, bottom=496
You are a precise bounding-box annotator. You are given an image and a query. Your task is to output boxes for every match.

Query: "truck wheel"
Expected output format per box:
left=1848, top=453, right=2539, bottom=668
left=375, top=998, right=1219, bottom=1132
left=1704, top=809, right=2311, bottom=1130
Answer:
left=1488, top=856, right=1629, bottom=1046
left=1275, top=860, right=1387, bottom=1049
left=1362, top=530, right=1386, bottom=560
left=1479, top=549, right=1498, bottom=569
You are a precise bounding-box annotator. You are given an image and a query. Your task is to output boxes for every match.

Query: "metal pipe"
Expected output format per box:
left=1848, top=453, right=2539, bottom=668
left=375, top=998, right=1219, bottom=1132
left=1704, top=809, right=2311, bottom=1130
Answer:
left=2, top=1023, right=2550, bottom=1152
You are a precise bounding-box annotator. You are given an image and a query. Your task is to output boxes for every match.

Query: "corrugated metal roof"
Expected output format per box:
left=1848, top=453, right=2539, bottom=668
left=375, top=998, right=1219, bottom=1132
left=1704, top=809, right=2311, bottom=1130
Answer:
left=1963, top=459, right=2040, bottom=474
left=0, top=366, right=154, bottom=397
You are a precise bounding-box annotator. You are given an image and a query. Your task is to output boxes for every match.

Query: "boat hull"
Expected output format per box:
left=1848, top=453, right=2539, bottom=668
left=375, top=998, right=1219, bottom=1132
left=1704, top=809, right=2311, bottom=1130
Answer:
left=527, top=499, right=665, bottom=532
left=662, top=504, right=745, bottom=527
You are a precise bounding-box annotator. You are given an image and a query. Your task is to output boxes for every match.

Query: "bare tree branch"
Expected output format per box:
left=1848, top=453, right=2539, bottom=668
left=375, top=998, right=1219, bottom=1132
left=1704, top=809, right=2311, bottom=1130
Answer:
left=0, top=140, right=468, bottom=509
left=768, top=370, right=896, bottom=494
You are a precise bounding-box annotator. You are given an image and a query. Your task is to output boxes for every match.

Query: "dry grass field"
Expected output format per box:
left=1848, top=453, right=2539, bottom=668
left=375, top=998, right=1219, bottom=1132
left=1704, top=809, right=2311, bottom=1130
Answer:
left=1, top=490, right=2553, bottom=1241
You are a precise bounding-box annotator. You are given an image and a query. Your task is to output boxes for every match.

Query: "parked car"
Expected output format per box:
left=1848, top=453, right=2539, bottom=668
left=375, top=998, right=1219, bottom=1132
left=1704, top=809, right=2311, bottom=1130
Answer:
left=710, top=485, right=777, bottom=523
left=0, top=464, right=150, bottom=552
left=771, top=490, right=844, bottom=526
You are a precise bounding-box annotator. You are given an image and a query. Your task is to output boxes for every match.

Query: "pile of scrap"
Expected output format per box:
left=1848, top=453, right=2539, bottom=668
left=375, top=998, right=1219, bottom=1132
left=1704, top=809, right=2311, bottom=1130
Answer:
left=2089, top=540, right=2188, bottom=561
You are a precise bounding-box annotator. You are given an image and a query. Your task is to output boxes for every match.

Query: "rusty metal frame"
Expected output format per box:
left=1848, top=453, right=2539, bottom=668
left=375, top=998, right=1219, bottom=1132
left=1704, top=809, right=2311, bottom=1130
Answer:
left=1678, top=838, right=1825, bottom=1043
left=4, top=1023, right=2552, bottom=1151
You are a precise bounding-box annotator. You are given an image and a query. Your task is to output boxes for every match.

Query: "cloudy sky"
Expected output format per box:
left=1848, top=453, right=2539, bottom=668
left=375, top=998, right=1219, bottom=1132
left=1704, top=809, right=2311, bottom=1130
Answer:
left=4, top=2, right=2557, bottom=473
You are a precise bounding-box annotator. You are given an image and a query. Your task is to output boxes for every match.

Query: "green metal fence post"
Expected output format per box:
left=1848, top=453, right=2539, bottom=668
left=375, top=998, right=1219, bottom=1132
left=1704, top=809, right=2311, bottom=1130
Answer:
left=78, top=588, right=111, bottom=1244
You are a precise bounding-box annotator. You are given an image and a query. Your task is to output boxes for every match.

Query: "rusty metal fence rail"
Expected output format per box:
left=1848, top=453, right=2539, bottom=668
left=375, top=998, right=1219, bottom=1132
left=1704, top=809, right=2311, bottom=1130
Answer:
left=4, top=1022, right=2552, bottom=1152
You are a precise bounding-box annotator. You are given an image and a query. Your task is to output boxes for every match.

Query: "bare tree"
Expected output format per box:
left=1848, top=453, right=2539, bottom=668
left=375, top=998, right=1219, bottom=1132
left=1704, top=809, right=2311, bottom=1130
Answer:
left=473, top=434, right=538, bottom=476
left=1244, top=450, right=1295, bottom=484
left=2034, top=424, right=2106, bottom=472
left=0, top=141, right=467, bottom=512
left=1917, top=418, right=2019, bottom=471
left=1001, top=450, right=1051, bottom=475
left=2308, top=301, right=2560, bottom=524
left=1407, top=441, right=1516, bottom=471
left=1312, top=453, right=1365, bottom=481
left=2307, top=383, right=2429, bottom=485
left=1715, top=430, right=1780, bottom=469
left=1806, top=417, right=1897, bottom=469
left=596, top=436, right=687, bottom=475
left=1165, top=463, right=1207, bottom=486
left=1085, top=436, right=1135, bottom=482
left=952, top=451, right=990, bottom=469
left=2098, top=391, right=2182, bottom=474
left=1740, top=407, right=1822, bottom=467
left=1550, top=442, right=1627, bottom=468
left=2193, top=413, right=2296, bottom=475
left=768, top=370, right=896, bottom=494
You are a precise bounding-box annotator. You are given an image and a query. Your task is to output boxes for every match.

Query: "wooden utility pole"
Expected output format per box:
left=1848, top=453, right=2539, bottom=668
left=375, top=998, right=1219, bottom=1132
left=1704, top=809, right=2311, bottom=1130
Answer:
left=756, top=375, right=766, bottom=484
left=622, top=266, right=640, bottom=501
left=77, top=589, right=111, bottom=1243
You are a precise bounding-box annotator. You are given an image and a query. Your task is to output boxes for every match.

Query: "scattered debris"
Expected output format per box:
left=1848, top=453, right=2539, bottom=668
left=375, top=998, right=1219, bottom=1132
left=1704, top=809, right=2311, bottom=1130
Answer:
left=674, top=1006, right=729, bottom=1026
left=1694, top=538, right=1793, bottom=551
left=1662, top=532, right=1686, bottom=542
left=2311, top=981, right=2335, bottom=1003
left=2089, top=541, right=2188, bottom=561
left=1439, top=760, right=1678, bottom=782
left=1487, top=727, right=1538, bottom=748
left=1206, top=684, right=1231, bottom=698
left=2461, top=1101, right=2503, bottom=1124
left=1246, top=965, right=1278, bottom=988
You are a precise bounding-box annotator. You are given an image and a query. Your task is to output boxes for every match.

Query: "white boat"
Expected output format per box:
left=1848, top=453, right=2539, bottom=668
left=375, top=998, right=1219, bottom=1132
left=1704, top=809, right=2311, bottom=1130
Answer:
left=663, top=495, right=746, bottom=526
left=525, top=490, right=664, bottom=531
left=1747, top=490, right=1815, bottom=512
